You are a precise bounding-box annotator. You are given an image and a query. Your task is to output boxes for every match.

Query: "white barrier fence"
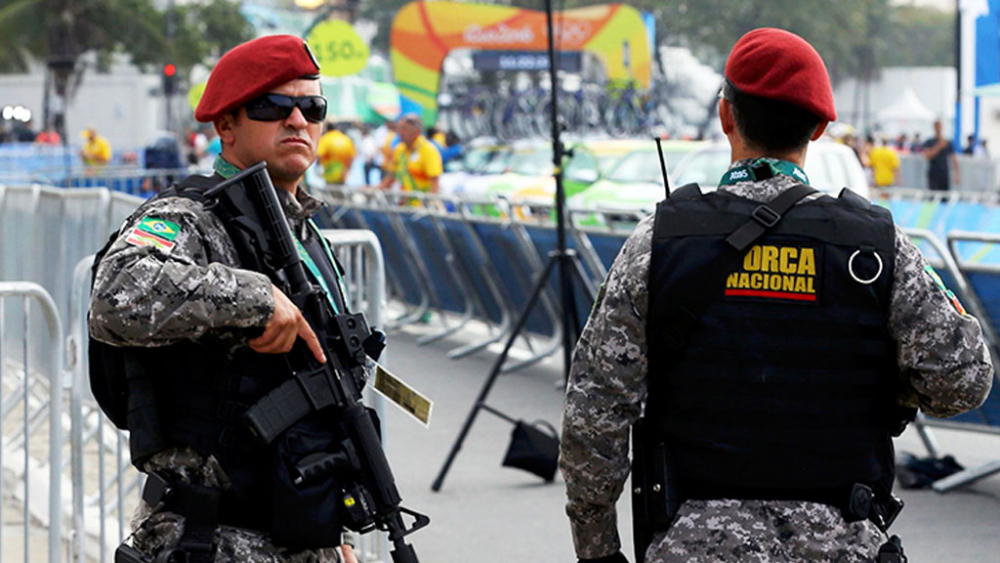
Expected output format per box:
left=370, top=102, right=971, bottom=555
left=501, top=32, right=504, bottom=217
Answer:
left=0, top=282, right=64, bottom=563
left=1, top=184, right=390, bottom=562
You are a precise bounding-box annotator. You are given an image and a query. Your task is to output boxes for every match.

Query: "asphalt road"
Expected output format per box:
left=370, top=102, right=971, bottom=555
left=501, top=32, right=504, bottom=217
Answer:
left=378, top=325, right=1000, bottom=563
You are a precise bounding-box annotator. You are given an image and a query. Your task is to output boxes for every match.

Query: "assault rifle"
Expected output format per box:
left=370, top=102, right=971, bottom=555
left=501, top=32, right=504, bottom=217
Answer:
left=206, top=162, right=429, bottom=563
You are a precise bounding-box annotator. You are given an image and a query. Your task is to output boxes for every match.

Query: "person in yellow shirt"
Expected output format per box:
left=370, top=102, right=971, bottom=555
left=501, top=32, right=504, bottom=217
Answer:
left=80, top=127, right=112, bottom=166
left=315, top=123, right=355, bottom=185
left=427, top=126, right=447, bottom=148
left=376, top=113, right=442, bottom=193
left=379, top=119, right=397, bottom=176
left=869, top=138, right=901, bottom=188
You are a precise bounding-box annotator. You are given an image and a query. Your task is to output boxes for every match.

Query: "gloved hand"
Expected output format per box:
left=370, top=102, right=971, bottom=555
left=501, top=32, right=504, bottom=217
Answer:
left=579, top=552, right=629, bottom=563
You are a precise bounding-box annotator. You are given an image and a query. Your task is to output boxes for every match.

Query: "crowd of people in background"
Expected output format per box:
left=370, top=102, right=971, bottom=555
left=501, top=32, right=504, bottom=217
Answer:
left=177, top=114, right=464, bottom=196
left=0, top=118, right=63, bottom=145
left=12, top=109, right=999, bottom=196
left=835, top=120, right=988, bottom=191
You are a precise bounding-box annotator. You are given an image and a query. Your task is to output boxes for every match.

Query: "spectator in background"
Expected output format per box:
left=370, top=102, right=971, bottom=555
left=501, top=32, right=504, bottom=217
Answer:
left=869, top=137, right=901, bottom=188
left=439, top=131, right=463, bottom=166
left=976, top=139, right=990, bottom=159
left=316, top=122, right=355, bottom=186
left=895, top=133, right=909, bottom=153
left=206, top=128, right=222, bottom=160
left=426, top=126, right=447, bottom=148
left=188, top=126, right=209, bottom=166
left=360, top=124, right=380, bottom=185
left=35, top=127, right=62, bottom=145
left=15, top=118, right=37, bottom=142
left=80, top=127, right=112, bottom=166
left=964, top=134, right=978, bottom=155
left=375, top=113, right=442, bottom=194
left=379, top=118, right=398, bottom=178
left=910, top=133, right=923, bottom=153
left=924, top=120, right=960, bottom=191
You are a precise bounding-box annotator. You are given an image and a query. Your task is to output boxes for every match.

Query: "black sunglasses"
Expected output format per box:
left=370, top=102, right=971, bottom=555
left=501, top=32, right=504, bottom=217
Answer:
left=244, top=93, right=327, bottom=123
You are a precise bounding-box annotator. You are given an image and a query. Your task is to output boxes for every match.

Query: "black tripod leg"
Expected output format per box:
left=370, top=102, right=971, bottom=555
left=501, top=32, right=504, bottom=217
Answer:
left=431, top=257, right=559, bottom=492
left=558, top=255, right=577, bottom=380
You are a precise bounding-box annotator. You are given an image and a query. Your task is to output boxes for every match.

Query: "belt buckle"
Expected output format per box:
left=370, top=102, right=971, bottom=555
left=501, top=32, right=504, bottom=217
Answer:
left=751, top=205, right=780, bottom=227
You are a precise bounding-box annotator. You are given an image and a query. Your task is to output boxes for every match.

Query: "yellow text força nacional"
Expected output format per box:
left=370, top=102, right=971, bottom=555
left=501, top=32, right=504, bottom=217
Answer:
left=726, top=245, right=817, bottom=297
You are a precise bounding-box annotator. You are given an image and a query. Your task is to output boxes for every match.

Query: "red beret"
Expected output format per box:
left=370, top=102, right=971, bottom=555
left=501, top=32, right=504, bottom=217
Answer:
left=725, top=28, right=836, bottom=123
left=195, top=34, right=321, bottom=123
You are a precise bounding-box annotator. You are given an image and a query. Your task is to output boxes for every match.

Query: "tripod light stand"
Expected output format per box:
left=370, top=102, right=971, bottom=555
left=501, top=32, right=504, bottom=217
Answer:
left=432, top=0, right=597, bottom=492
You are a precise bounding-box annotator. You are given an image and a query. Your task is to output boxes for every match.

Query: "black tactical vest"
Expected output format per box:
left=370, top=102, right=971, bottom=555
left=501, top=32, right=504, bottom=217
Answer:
left=646, top=188, right=900, bottom=503
left=89, top=174, right=351, bottom=538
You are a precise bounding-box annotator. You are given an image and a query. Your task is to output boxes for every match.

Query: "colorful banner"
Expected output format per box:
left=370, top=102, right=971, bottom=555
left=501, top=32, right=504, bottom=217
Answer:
left=390, top=1, right=652, bottom=124
left=307, top=20, right=370, bottom=77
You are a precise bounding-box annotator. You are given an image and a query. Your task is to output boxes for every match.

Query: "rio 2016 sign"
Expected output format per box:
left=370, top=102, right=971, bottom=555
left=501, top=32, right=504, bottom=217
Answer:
left=307, top=20, right=370, bottom=77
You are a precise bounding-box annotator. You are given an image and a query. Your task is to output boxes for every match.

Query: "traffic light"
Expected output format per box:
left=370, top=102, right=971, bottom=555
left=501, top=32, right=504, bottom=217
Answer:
left=162, top=63, right=177, bottom=96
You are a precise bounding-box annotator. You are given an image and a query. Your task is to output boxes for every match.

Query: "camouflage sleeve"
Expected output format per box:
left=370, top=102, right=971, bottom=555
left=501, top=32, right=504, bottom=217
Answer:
left=888, top=227, right=994, bottom=417
left=89, top=197, right=275, bottom=347
left=560, top=216, right=652, bottom=559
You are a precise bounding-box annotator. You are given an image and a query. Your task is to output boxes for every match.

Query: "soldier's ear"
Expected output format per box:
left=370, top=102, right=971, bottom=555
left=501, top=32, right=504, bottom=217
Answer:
left=719, top=99, right=734, bottom=135
left=810, top=121, right=829, bottom=142
left=215, top=112, right=239, bottom=146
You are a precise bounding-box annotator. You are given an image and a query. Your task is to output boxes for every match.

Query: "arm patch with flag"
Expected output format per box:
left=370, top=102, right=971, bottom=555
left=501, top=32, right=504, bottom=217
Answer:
left=125, top=216, right=181, bottom=253
left=925, top=265, right=967, bottom=315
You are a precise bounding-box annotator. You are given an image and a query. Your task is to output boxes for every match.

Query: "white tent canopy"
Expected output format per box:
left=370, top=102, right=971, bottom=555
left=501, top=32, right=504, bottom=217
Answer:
left=875, top=87, right=938, bottom=138
left=877, top=87, right=937, bottom=122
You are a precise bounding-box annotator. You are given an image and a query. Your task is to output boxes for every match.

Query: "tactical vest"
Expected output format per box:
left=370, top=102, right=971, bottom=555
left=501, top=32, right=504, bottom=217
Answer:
left=89, top=174, right=352, bottom=544
left=646, top=187, right=900, bottom=505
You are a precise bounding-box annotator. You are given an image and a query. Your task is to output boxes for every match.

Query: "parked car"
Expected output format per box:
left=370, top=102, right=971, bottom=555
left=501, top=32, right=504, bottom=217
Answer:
left=570, top=140, right=869, bottom=215
left=671, top=140, right=871, bottom=199
left=438, top=143, right=512, bottom=197
left=566, top=140, right=706, bottom=211
left=508, top=139, right=660, bottom=207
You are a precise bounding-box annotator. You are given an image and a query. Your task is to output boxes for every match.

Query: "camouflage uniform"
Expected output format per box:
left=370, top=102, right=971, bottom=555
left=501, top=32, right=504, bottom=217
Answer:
left=560, top=163, right=994, bottom=562
left=90, top=159, right=350, bottom=563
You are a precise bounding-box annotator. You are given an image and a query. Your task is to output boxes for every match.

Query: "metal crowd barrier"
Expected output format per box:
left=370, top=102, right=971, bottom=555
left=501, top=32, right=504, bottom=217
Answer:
left=0, top=182, right=392, bottom=561
left=0, top=185, right=144, bottom=368
left=892, top=230, right=1000, bottom=492
left=32, top=168, right=193, bottom=198
left=896, top=154, right=999, bottom=192
left=0, top=282, right=65, bottom=563
left=321, top=188, right=586, bottom=373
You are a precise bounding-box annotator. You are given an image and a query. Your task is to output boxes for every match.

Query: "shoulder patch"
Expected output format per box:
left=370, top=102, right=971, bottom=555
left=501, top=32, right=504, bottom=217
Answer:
left=137, top=216, right=181, bottom=241
left=924, top=265, right=967, bottom=315
left=125, top=227, right=176, bottom=253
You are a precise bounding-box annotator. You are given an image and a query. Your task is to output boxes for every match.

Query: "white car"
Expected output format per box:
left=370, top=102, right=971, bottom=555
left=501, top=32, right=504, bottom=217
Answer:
left=671, top=140, right=871, bottom=200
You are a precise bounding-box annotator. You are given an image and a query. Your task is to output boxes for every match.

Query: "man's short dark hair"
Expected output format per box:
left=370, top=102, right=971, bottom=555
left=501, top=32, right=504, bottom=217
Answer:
left=723, top=80, right=823, bottom=152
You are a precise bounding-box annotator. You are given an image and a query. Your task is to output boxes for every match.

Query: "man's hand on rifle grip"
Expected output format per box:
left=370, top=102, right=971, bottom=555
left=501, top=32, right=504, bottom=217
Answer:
left=248, top=285, right=327, bottom=363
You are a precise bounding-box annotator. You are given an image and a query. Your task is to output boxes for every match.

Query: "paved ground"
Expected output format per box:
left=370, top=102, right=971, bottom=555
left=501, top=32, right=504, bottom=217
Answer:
left=378, top=324, right=1000, bottom=563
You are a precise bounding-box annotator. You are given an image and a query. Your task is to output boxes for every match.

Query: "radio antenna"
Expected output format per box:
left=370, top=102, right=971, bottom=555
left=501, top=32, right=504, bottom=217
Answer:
left=655, top=137, right=671, bottom=199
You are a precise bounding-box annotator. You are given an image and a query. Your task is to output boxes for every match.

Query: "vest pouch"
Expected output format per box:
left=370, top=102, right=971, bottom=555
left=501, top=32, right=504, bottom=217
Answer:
left=269, top=415, right=347, bottom=549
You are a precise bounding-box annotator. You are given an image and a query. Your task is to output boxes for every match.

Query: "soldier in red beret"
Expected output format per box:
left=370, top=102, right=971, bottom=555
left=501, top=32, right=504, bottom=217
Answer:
left=90, top=34, right=365, bottom=563
left=561, top=28, right=992, bottom=563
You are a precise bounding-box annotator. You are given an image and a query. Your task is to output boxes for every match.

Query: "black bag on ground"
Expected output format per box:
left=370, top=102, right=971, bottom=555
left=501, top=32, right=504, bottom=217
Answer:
left=502, top=420, right=560, bottom=482
left=896, top=451, right=964, bottom=489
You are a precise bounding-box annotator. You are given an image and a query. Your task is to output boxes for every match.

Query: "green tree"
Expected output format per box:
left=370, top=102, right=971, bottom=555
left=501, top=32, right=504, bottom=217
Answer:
left=885, top=5, right=956, bottom=67
left=360, top=0, right=413, bottom=55
left=654, top=0, right=892, bottom=86
left=0, top=0, right=253, bottom=138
